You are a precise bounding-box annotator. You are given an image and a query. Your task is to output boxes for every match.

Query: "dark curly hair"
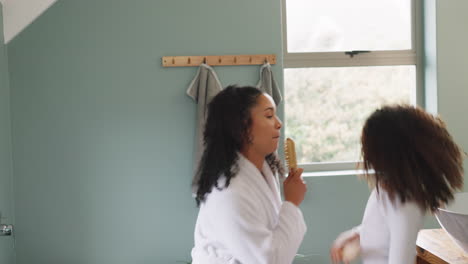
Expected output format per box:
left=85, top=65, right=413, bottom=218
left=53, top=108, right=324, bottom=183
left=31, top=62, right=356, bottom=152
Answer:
left=194, top=85, right=284, bottom=206
left=361, top=105, right=464, bottom=212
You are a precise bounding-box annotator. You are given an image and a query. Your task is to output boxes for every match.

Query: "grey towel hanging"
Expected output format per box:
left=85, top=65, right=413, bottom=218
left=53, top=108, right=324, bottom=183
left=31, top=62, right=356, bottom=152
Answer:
left=257, top=62, right=282, bottom=105
left=186, top=63, right=223, bottom=195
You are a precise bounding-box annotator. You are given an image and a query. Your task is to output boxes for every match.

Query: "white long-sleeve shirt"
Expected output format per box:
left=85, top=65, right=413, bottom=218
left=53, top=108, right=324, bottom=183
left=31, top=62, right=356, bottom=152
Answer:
left=337, top=188, right=425, bottom=264
left=191, top=154, right=307, bottom=264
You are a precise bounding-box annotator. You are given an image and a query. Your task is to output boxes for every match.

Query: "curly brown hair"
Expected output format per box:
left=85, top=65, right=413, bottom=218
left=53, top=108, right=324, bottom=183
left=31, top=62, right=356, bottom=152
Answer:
left=361, top=105, right=464, bottom=212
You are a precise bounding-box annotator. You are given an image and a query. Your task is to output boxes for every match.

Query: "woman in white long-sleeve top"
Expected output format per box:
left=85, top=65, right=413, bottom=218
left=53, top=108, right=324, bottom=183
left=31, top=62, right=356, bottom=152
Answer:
left=191, top=85, right=307, bottom=264
left=330, top=105, right=464, bottom=264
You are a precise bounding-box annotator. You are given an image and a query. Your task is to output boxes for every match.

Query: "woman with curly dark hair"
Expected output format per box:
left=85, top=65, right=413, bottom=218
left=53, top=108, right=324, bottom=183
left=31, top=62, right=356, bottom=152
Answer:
left=331, top=105, right=464, bottom=264
left=191, top=85, right=307, bottom=264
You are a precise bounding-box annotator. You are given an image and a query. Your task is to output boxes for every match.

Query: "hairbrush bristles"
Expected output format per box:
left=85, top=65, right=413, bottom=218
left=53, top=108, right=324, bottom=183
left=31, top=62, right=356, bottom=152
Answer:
left=285, top=138, right=297, bottom=170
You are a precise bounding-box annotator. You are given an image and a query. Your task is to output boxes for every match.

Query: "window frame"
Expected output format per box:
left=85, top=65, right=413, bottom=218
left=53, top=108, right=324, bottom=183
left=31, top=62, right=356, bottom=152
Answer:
left=281, top=0, right=423, bottom=173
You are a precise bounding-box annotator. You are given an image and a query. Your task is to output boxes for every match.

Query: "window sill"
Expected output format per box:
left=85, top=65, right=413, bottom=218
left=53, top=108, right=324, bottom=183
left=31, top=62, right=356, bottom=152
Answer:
left=302, top=169, right=370, bottom=177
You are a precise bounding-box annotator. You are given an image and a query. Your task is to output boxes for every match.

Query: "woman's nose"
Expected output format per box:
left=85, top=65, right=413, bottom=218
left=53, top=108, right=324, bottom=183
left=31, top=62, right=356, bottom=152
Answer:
left=275, top=116, right=282, bottom=129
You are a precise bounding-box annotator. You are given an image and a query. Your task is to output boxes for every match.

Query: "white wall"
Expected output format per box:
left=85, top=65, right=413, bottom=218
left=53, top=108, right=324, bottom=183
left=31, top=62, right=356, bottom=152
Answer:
left=2, top=0, right=57, bottom=43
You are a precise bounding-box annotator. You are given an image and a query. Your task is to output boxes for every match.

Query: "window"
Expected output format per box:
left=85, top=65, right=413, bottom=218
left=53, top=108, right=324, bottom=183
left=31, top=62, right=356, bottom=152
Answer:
left=282, top=0, right=422, bottom=172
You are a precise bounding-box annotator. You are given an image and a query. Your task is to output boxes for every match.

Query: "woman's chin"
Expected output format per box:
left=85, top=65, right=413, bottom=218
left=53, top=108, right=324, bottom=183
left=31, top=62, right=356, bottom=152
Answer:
left=267, top=147, right=279, bottom=155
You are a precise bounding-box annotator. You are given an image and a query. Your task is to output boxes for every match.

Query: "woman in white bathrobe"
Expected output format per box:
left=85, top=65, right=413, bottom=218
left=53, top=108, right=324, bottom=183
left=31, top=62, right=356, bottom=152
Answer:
left=191, top=85, right=308, bottom=264
left=330, top=105, right=464, bottom=264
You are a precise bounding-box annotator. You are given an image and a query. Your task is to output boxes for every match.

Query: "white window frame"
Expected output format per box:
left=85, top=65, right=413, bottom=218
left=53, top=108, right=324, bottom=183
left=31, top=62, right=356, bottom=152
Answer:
left=281, top=0, right=423, bottom=173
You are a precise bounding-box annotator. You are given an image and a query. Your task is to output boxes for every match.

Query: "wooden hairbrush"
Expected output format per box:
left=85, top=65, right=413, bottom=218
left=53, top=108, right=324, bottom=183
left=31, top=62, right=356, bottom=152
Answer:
left=285, top=138, right=297, bottom=170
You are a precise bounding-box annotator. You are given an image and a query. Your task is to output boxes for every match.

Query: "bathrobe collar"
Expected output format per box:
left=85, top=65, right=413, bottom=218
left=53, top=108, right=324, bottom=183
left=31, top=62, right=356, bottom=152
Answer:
left=237, top=153, right=282, bottom=207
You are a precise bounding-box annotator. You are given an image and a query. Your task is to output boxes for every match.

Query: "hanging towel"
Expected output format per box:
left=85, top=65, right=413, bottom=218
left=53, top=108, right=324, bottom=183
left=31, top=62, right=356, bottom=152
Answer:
left=257, top=62, right=282, bottom=105
left=187, top=63, right=223, bottom=194
left=257, top=62, right=284, bottom=183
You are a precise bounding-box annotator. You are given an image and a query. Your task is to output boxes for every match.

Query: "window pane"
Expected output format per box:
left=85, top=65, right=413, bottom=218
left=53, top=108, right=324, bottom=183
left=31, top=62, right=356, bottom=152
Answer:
left=286, top=0, right=412, bottom=52
left=284, top=66, right=416, bottom=163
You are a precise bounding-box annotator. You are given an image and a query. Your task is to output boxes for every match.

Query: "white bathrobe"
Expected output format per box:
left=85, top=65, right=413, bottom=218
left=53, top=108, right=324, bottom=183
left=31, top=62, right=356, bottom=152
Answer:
left=191, top=154, right=307, bottom=264
left=335, top=188, right=424, bottom=264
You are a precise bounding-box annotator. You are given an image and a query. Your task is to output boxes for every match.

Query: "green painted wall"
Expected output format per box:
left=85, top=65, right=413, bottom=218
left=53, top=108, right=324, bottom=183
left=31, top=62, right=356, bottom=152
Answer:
left=6, top=0, right=467, bottom=264
left=424, top=0, right=468, bottom=190
left=435, top=0, right=468, bottom=190
left=7, top=0, right=292, bottom=263
left=0, top=4, right=16, bottom=264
